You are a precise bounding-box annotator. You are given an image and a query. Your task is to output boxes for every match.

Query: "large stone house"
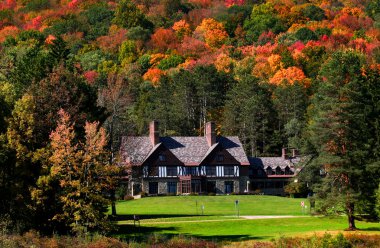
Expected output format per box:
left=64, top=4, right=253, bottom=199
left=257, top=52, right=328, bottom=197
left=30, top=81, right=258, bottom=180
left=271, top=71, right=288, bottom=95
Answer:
left=120, top=121, right=301, bottom=196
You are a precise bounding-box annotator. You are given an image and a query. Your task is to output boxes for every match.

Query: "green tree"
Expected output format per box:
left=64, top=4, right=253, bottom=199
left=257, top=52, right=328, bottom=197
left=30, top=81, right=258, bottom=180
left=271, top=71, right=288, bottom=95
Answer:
left=272, top=82, right=308, bottom=149
left=294, top=27, right=318, bottom=43
left=243, top=3, right=286, bottom=42
left=82, top=3, right=114, bottom=40
left=118, top=40, right=138, bottom=64
left=223, top=76, right=276, bottom=156
left=302, top=5, right=326, bottom=21
left=113, top=0, right=152, bottom=30
left=306, top=50, right=380, bottom=229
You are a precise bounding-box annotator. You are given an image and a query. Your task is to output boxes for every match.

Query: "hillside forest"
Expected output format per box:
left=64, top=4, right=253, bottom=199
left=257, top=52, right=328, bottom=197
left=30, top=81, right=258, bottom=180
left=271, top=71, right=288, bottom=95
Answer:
left=0, top=0, right=380, bottom=235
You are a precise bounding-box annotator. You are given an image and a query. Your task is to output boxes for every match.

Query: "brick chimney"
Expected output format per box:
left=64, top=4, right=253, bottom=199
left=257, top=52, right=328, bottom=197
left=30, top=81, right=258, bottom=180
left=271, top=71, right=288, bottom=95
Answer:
left=205, top=121, right=216, bottom=147
left=282, top=148, right=287, bottom=160
left=149, top=121, right=159, bottom=146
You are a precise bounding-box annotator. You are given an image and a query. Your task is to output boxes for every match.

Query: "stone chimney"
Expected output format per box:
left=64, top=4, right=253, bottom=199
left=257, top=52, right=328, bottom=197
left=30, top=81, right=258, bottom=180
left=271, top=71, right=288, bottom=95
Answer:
left=282, top=148, right=287, bottom=160
left=149, top=121, right=159, bottom=146
left=205, top=121, right=216, bottom=147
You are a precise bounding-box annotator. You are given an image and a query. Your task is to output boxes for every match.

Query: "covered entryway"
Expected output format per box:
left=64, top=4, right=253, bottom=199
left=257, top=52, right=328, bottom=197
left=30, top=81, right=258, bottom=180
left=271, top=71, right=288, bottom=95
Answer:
left=178, top=176, right=204, bottom=194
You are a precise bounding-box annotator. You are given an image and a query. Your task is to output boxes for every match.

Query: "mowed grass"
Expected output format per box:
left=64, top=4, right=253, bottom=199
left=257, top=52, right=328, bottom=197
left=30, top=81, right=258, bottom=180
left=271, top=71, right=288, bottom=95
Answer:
left=111, top=195, right=380, bottom=241
left=114, top=195, right=309, bottom=217
left=114, top=217, right=380, bottom=241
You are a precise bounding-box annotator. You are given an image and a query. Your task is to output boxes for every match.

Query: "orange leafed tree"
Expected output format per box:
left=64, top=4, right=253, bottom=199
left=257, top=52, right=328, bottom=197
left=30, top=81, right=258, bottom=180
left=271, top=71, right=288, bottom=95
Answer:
left=270, top=66, right=310, bottom=87
left=143, top=68, right=165, bottom=86
left=150, top=28, right=178, bottom=52
left=41, top=109, right=119, bottom=233
left=194, top=18, right=228, bottom=48
left=172, top=20, right=192, bottom=39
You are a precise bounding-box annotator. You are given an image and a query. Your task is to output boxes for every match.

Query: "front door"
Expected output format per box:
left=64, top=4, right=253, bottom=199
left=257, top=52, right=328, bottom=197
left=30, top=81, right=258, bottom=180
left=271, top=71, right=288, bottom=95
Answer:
left=225, top=181, right=234, bottom=194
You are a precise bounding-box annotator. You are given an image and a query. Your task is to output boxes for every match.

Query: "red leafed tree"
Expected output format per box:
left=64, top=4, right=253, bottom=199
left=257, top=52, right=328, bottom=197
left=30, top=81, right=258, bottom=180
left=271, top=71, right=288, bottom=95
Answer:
left=83, top=70, right=99, bottom=84
left=150, top=28, right=178, bottom=52
left=225, top=0, right=244, bottom=7
left=179, top=36, right=209, bottom=57
left=25, top=16, right=42, bottom=30
left=4, top=0, right=16, bottom=9
left=97, top=26, right=128, bottom=53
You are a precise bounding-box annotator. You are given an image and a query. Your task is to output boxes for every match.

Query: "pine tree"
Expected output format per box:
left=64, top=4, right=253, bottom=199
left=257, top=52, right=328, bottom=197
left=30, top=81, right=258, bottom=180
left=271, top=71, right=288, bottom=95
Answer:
left=223, top=75, right=276, bottom=156
left=307, top=50, right=379, bottom=230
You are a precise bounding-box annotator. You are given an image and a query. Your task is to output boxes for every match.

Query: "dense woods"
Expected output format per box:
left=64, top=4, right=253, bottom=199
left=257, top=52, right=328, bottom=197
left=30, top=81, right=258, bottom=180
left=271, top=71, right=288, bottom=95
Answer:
left=0, top=0, right=379, bottom=234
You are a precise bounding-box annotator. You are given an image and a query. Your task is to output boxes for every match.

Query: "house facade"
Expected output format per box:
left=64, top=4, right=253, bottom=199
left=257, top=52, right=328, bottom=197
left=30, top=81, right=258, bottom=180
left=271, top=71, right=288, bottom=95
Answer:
left=120, top=121, right=301, bottom=196
left=120, top=121, right=250, bottom=195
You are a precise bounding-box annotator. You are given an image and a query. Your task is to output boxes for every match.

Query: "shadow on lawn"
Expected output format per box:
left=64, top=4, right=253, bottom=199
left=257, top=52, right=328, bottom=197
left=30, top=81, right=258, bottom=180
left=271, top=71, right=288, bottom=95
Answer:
left=187, top=234, right=271, bottom=242
left=111, top=214, right=209, bottom=221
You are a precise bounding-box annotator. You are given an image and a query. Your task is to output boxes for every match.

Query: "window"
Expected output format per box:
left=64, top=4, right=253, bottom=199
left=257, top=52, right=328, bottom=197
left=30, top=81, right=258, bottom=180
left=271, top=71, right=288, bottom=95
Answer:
left=149, top=166, right=159, bottom=177
left=207, top=181, right=216, bottom=193
left=216, top=154, right=224, bottom=162
left=167, top=182, right=177, bottom=194
left=266, top=167, right=273, bottom=175
left=149, top=182, right=158, bottom=194
left=184, top=167, right=198, bottom=176
left=275, top=181, right=283, bottom=188
left=285, top=167, right=293, bottom=175
left=265, top=182, right=274, bottom=188
left=159, top=154, right=166, bottom=161
left=206, top=166, right=216, bottom=176
left=167, top=166, right=177, bottom=177
left=224, top=166, right=234, bottom=176
left=191, top=180, right=201, bottom=193
left=225, top=181, right=234, bottom=194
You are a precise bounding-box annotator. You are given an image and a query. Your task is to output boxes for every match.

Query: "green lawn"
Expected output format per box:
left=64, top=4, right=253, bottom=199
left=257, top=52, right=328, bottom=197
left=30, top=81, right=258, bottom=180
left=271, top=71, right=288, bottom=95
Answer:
left=114, top=217, right=380, bottom=241
left=111, top=195, right=380, bottom=242
left=114, top=195, right=309, bottom=217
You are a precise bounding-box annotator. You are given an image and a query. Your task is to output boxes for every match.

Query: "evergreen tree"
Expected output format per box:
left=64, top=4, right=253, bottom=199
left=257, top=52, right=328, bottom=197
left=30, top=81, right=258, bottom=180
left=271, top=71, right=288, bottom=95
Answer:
left=223, top=76, right=276, bottom=156
left=306, top=50, right=380, bottom=229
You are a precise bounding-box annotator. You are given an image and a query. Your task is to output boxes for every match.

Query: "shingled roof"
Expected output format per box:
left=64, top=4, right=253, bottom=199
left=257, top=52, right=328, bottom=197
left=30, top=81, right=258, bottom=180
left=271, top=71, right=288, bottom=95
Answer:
left=120, top=135, right=249, bottom=166
left=248, top=156, right=304, bottom=176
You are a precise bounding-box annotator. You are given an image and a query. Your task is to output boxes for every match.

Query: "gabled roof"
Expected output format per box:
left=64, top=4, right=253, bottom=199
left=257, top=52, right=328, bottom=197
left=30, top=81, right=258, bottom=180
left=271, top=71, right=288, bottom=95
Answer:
left=120, top=135, right=249, bottom=166
left=249, top=156, right=303, bottom=175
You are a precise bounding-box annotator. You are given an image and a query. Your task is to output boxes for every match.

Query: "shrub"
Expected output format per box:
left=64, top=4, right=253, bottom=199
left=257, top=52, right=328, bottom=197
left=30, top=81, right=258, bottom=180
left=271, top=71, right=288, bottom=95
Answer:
left=124, top=195, right=134, bottom=201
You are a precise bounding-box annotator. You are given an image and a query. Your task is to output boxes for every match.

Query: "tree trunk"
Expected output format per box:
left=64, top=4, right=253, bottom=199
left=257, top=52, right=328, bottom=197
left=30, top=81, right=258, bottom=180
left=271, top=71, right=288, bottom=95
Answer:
left=111, top=189, right=117, bottom=216
left=347, top=203, right=356, bottom=230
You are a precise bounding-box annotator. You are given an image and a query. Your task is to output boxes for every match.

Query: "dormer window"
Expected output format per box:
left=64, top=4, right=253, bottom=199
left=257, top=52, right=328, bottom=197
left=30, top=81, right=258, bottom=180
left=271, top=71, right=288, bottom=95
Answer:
left=217, top=155, right=224, bottom=162
left=159, top=154, right=166, bottom=161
